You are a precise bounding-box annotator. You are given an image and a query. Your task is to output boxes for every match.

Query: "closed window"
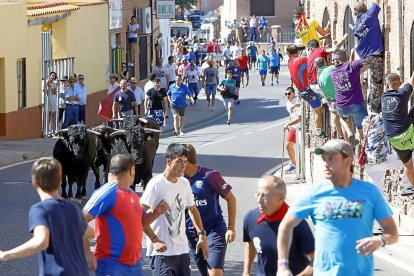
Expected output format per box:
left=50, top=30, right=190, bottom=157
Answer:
left=17, top=58, right=26, bottom=109
left=250, top=0, right=274, bottom=16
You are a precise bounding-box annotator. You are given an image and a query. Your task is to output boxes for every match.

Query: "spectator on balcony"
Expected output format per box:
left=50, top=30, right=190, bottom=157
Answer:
left=352, top=0, right=384, bottom=113
left=240, top=17, right=249, bottom=38
left=330, top=49, right=368, bottom=145
left=249, top=15, right=258, bottom=42
left=361, top=112, right=414, bottom=197
left=294, top=6, right=330, bottom=46
left=381, top=72, right=414, bottom=190
left=258, top=16, right=268, bottom=39
left=127, top=16, right=140, bottom=67
left=286, top=44, right=324, bottom=137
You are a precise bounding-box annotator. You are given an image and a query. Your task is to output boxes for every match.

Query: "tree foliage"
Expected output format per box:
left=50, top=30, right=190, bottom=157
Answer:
left=176, top=0, right=198, bottom=13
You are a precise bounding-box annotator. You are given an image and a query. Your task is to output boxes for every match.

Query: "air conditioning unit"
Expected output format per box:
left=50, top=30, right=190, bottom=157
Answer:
left=136, top=7, right=152, bottom=34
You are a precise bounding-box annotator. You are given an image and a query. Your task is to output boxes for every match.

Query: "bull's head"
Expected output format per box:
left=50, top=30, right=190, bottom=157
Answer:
left=93, top=125, right=115, bottom=155
left=110, top=125, right=145, bottom=164
left=59, top=124, right=88, bottom=161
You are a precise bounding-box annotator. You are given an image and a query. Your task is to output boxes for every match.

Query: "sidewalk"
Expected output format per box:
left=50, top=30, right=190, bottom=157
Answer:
left=0, top=97, right=226, bottom=168
left=274, top=170, right=414, bottom=274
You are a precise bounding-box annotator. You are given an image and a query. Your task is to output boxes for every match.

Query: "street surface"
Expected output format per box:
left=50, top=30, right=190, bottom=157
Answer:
left=0, top=66, right=413, bottom=275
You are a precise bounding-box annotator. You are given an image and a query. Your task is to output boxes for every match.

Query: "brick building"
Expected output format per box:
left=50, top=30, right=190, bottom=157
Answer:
left=303, top=0, right=414, bottom=230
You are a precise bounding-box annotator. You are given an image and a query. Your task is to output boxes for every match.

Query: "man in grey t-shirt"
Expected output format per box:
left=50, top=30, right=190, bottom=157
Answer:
left=203, top=60, right=219, bottom=111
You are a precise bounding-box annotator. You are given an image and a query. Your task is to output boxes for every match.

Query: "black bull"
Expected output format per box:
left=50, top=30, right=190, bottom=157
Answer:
left=53, top=124, right=100, bottom=199
left=91, top=116, right=160, bottom=190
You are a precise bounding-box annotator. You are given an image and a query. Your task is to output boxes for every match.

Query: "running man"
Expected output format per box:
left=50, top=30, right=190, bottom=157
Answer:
left=269, top=49, right=281, bottom=85
left=246, top=42, right=258, bottom=71
left=257, top=50, right=270, bottom=86
left=203, top=60, right=220, bottom=111
left=218, top=70, right=237, bottom=125
left=237, top=49, right=250, bottom=87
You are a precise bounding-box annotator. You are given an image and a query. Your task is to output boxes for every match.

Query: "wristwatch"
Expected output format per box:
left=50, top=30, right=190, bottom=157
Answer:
left=197, top=229, right=206, bottom=236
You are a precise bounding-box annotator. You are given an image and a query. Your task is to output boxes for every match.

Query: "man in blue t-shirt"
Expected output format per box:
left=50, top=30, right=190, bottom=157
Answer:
left=268, top=49, right=281, bottom=85
left=243, top=176, right=314, bottom=276
left=112, top=79, right=138, bottom=119
left=246, top=42, right=258, bottom=71
left=227, top=60, right=242, bottom=105
left=277, top=139, right=398, bottom=276
left=352, top=0, right=384, bottom=113
left=257, top=50, right=270, bottom=86
left=381, top=72, right=414, bottom=190
left=184, top=144, right=236, bottom=276
left=218, top=70, right=237, bottom=125
left=167, top=75, right=194, bottom=136
left=0, top=157, right=95, bottom=275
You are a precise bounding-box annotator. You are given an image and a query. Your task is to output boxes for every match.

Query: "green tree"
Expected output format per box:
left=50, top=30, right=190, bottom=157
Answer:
left=176, top=0, right=198, bottom=16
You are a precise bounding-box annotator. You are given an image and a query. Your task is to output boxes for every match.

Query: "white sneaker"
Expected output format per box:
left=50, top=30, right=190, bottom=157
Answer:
left=211, top=106, right=215, bottom=111
left=179, top=131, right=185, bottom=136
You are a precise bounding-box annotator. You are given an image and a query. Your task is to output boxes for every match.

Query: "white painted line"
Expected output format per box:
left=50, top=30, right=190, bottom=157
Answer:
left=200, top=136, right=235, bottom=147
left=257, top=120, right=288, bottom=131
left=374, top=250, right=414, bottom=274
left=0, top=159, right=41, bottom=171
left=244, top=131, right=254, bottom=136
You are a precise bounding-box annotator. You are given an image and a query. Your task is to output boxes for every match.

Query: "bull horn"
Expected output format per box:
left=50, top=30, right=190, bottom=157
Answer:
left=143, top=128, right=162, bottom=133
left=139, top=118, right=148, bottom=124
left=56, top=128, right=69, bottom=135
left=109, top=130, right=126, bottom=137
left=87, top=129, right=101, bottom=136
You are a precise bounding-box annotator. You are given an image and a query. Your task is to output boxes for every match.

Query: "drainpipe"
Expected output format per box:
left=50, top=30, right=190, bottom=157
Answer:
left=398, top=0, right=404, bottom=78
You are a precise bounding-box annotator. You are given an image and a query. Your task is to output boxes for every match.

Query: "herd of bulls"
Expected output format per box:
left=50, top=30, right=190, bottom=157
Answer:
left=52, top=115, right=161, bottom=201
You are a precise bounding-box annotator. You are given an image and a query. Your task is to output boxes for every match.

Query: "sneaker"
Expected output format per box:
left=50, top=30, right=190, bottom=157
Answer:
left=226, top=120, right=230, bottom=125
left=242, top=84, right=245, bottom=88
left=179, top=131, right=185, bottom=136
left=271, top=82, right=274, bottom=86
left=262, top=82, right=265, bottom=86
left=236, top=100, right=240, bottom=105
left=401, top=186, right=414, bottom=196
left=173, top=130, right=178, bottom=136
left=246, top=82, right=248, bottom=87
left=211, top=106, right=215, bottom=111
left=284, top=164, right=296, bottom=174
left=276, top=80, right=279, bottom=84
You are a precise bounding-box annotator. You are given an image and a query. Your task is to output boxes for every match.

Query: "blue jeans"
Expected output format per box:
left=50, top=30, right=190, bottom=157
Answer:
left=63, top=104, right=79, bottom=128
left=336, top=103, right=368, bottom=129
left=96, top=258, right=144, bottom=276
left=188, top=83, right=199, bottom=100
left=78, top=105, right=86, bottom=124
left=249, top=27, right=257, bottom=41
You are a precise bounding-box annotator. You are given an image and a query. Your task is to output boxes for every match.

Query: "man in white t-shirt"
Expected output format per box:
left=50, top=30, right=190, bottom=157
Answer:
left=128, top=77, right=145, bottom=115
left=144, top=73, right=156, bottom=94
left=231, top=42, right=242, bottom=60
left=128, top=16, right=140, bottom=66
left=141, top=143, right=209, bottom=276
left=152, top=58, right=169, bottom=93
left=167, top=56, right=177, bottom=88
left=283, top=87, right=302, bottom=174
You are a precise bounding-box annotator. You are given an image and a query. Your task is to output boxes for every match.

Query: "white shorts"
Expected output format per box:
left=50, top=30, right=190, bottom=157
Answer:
left=223, top=98, right=234, bottom=109
left=310, top=84, right=323, bottom=96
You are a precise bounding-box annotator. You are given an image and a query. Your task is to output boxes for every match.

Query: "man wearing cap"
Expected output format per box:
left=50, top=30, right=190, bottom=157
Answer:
left=108, top=73, right=120, bottom=95
left=112, top=79, right=138, bottom=119
left=277, top=139, right=398, bottom=276
left=128, top=77, right=145, bottom=116
left=63, top=76, right=80, bottom=128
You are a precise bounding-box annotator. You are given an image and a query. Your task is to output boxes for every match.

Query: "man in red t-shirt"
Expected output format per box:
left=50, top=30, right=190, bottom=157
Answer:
left=287, top=44, right=324, bottom=136
left=237, top=49, right=250, bottom=87
left=307, top=35, right=348, bottom=92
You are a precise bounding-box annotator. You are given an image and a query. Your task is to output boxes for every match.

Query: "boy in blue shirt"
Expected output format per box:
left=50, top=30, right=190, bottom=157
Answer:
left=0, top=157, right=95, bottom=275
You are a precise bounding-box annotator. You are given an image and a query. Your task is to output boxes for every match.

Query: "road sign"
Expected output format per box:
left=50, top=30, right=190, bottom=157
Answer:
left=156, top=0, right=175, bottom=19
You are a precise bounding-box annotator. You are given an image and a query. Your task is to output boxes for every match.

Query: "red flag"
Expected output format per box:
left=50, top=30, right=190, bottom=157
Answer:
left=97, top=86, right=121, bottom=121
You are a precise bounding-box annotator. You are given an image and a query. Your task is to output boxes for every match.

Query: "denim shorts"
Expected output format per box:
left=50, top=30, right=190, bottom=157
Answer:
left=150, top=254, right=191, bottom=276
left=336, top=103, right=368, bottom=129
left=96, top=258, right=144, bottom=276
left=205, top=84, right=217, bottom=96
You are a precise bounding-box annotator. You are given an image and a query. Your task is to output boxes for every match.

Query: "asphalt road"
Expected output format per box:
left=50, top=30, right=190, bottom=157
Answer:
left=0, top=67, right=413, bottom=275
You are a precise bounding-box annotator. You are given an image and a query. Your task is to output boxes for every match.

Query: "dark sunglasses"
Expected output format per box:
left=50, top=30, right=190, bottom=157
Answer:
left=285, top=92, right=292, bottom=96
left=78, top=77, right=84, bottom=80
